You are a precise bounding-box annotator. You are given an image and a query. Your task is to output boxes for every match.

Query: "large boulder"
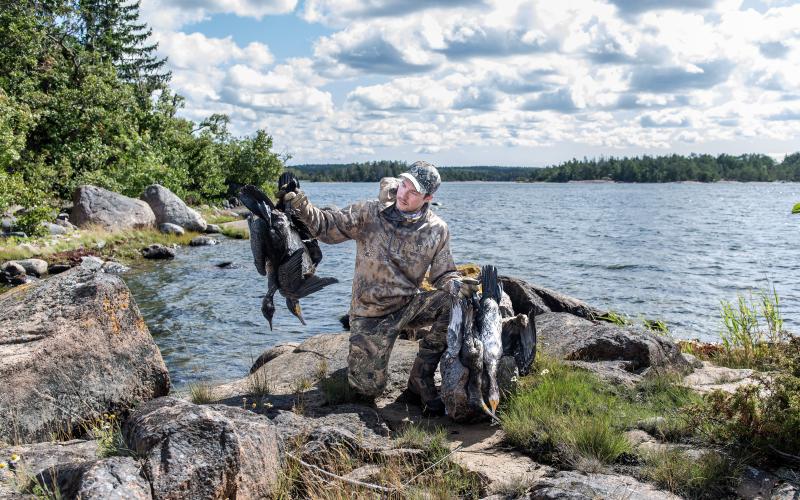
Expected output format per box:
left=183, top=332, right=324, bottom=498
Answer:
left=0, top=267, right=170, bottom=444
left=535, top=312, right=690, bottom=384
left=500, top=275, right=606, bottom=319
left=141, top=184, right=207, bottom=232
left=530, top=470, right=681, bottom=499
left=71, top=185, right=156, bottom=231
left=123, top=397, right=280, bottom=499
left=0, top=439, right=99, bottom=497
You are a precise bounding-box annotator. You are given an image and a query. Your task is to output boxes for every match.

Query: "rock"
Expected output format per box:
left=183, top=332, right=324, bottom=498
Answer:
left=250, top=342, right=300, bottom=374
left=101, top=261, right=129, bottom=275
left=189, top=235, right=219, bottom=246
left=268, top=405, right=391, bottom=450
left=48, top=263, right=72, bottom=275
left=737, top=466, right=779, bottom=499
left=535, top=312, right=690, bottom=382
left=0, top=267, right=170, bottom=443
left=0, top=440, right=98, bottom=496
left=1, top=261, right=26, bottom=277
left=141, top=184, right=207, bottom=232
left=529, top=470, right=681, bottom=499
left=54, top=218, right=76, bottom=229
left=67, top=457, right=151, bottom=500
left=158, top=222, right=184, bottom=235
left=1, top=217, right=15, bottom=231
left=14, top=259, right=48, bottom=277
left=682, top=361, right=757, bottom=394
left=123, top=397, right=280, bottom=499
left=140, top=244, right=175, bottom=260
left=43, top=222, right=68, bottom=235
left=80, top=255, right=105, bottom=271
left=0, top=231, right=27, bottom=238
left=205, top=223, right=221, bottom=234
left=500, top=276, right=610, bottom=320
left=71, top=185, right=155, bottom=231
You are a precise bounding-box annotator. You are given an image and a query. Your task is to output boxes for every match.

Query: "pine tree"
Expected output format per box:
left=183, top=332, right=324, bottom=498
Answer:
left=78, top=0, right=170, bottom=96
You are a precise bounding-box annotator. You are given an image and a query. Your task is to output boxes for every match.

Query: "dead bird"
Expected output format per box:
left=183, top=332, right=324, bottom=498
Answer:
left=238, top=180, right=337, bottom=329
left=478, top=265, right=504, bottom=415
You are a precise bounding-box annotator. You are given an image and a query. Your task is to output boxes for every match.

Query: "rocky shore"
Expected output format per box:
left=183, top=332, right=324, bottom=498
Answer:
left=2, top=260, right=796, bottom=499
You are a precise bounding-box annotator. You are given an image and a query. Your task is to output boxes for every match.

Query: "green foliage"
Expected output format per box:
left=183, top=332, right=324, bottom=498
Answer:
left=792, top=202, right=800, bottom=215
left=640, top=448, right=737, bottom=499
left=84, top=413, right=125, bottom=458
left=598, top=310, right=631, bottom=326
left=643, top=318, right=669, bottom=334
left=718, top=285, right=788, bottom=369
left=0, top=0, right=283, bottom=233
left=318, top=372, right=355, bottom=405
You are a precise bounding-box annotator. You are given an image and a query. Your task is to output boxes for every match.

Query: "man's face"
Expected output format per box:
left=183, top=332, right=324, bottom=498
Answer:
left=396, top=178, right=432, bottom=212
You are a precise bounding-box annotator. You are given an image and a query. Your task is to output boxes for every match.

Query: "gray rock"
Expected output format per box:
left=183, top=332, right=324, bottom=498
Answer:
left=80, top=255, right=105, bottom=271
left=0, top=231, right=27, bottom=238
left=158, top=222, right=184, bottom=235
left=101, top=261, right=130, bottom=275
left=123, top=397, right=280, bottom=499
left=43, top=222, right=68, bottom=235
left=737, top=466, right=778, bottom=499
left=250, top=342, right=300, bottom=374
left=14, top=259, right=48, bottom=278
left=0, top=440, right=98, bottom=496
left=71, top=185, right=155, bottom=231
left=0, top=267, right=170, bottom=444
left=1, top=261, right=26, bottom=277
left=530, top=470, right=680, bottom=500
left=54, top=218, right=76, bottom=230
left=48, top=263, right=72, bottom=275
left=535, top=312, right=690, bottom=380
left=500, top=276, right=608, bottom=319
left=141, top=184, right=207, bottom=232
left=205, top=223, right=221, bottom=234
left=37, top=456, right=150, bottom=500
left=189, top=235, right=219, bottom=246
left=141, top=244, right=175, bottom=260
left=1, top=217, right=15, bottom=231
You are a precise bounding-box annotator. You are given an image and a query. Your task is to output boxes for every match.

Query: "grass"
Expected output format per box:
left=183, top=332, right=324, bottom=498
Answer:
left=640, top=448, right=738, bottom=499
left=597, top=310, right=631, bottom=326
left=0, top=226, right=198, bottom=265
left=248, top=369, right=275, bottom=398
left=188, top=382, right=215, bottom=404
left=792, top=202, right=800, bottom=215
left=318, top=373, right=355, bottom=405
left=273, top=424, right=484, bottom=499
left=219, top=225, right=248, bottom=240
left=501, top=356, right=700, bottom=469
left=83, top=413, right=126, bottom=458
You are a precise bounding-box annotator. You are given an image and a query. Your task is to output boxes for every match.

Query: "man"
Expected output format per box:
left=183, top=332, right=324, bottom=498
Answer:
left=283, top=161, right=475, bottom=415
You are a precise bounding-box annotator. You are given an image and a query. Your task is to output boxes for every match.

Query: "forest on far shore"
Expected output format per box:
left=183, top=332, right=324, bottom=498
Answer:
left=290, top=153, right=800, bottom=183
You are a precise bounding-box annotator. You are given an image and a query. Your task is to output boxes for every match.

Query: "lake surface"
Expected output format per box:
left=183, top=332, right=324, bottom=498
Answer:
left=123, top=182, right=800, bottom=388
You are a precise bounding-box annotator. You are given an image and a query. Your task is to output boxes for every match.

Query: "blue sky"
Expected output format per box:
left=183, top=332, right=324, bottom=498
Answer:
left=139, top=0, right=800, bottom=166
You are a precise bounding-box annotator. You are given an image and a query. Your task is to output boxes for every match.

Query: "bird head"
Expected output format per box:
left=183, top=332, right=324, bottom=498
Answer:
left=288, top=298, right=306, bottom=325
left=261, top=295, right=275, bottom=331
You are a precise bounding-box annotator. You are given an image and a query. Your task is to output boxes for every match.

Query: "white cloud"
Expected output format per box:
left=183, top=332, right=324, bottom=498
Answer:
left=140, top=0, right=297, bottom=30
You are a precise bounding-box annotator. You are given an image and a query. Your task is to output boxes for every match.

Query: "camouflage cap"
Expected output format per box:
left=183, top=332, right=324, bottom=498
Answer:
left=399, top=161, right=441, bottom=196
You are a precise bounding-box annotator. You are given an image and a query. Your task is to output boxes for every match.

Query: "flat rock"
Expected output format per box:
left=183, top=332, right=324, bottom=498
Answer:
left=500, top=276, right=607, bottom=319
left=141, top=184, right=207, bottom=232
left=0, top=440, right=98, bottom=495
left=14, top=259, right=48, bottom=277
left=205, top=223, right=221, bottom=234
left=71, top=185, right=155, bottom=231
left=68, top=456, right=150, bottom=500
left=158, top=222, right=184, bottom=235
left=0, top=267, right=170, bottom=443
left=682, top=361, right=757, bottom=394
left=529, top=470, right=681, bottom=500
left=189, top=235, right=219, bottom=246
left=123, top=397, right=280, bottom=500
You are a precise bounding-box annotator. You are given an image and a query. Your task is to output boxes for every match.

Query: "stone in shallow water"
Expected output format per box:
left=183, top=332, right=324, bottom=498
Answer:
left=141, top=244, right=175, bottom=259
left=158, top=222, right=184, bottom=235
left=189, top=235, right=219, bottom=246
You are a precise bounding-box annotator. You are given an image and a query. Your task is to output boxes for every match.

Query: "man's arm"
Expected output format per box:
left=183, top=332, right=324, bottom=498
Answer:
left=428, top=226, right=460, bottom=290
left=287, top=191, right=367, bottom=244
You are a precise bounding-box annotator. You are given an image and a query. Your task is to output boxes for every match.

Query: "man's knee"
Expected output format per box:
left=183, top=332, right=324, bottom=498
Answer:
left=347, top=331, right=393, bottom=397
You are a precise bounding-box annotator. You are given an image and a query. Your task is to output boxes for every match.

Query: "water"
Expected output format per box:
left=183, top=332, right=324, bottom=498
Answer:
left=123, top=182, right=800, bottom=388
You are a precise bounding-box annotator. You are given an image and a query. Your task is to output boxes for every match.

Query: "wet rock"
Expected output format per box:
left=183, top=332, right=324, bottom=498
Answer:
left=189, top=235, right=219, bottom=246
left=158, top=222, right=184, bottom=235
left=205, top=223, right=221, bottom=234
left=141, top=184, right=207, bottom=232
left=0, top=267, right=170, bottom=443
left=529, top=470, right=681, bottom=499
left=141, top=244, right=175, bottom=260
left=123, top=397, right=280, bottom=499
left=71, top=185, right=155, bottom=231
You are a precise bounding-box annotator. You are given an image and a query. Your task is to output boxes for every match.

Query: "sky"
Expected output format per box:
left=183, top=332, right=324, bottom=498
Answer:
left=138, top=0, right=800, bottom=167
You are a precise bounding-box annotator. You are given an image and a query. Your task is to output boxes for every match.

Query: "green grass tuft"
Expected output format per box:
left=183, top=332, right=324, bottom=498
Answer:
left=188, top=382, right=215, bottom=404
left=641, top=448, right=737, bottom=498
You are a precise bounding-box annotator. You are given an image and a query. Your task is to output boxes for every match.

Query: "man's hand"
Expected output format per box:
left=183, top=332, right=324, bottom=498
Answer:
left=449, top=278, right=479, bottom=299
left=282, top=190, right=310, bottom=216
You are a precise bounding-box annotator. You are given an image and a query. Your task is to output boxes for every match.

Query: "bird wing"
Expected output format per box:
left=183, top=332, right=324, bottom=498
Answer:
left=248, top=216, right=271, bottom=276
left=446, top=298, right=465, bottom=358
left=238, top=185, right=275, bottom=221
left=277, top=248, right=306, bottom=294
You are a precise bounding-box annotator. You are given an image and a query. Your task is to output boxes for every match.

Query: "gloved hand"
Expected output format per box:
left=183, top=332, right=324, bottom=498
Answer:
left=449, top=278, right=479, bottom=299
left=282, top=190, right=310, bottom=216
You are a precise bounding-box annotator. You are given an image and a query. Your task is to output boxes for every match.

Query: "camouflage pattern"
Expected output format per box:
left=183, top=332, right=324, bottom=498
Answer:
left=348, top=289, right=453, bottom=398
left=400, top=161, right=441, bottom=195
left=293, top=194, right=459, bottom=318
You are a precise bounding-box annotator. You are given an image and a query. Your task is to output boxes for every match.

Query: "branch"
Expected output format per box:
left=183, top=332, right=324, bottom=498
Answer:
left=285, top=451, right=396, bottom=494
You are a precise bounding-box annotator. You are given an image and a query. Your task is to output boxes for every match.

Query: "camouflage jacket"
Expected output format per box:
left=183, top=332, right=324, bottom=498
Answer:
left=295, top=182, right=459, bottom=318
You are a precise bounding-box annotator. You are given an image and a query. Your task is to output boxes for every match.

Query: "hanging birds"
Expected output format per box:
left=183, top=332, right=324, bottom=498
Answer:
left=238, top=174, right=337, bottom=330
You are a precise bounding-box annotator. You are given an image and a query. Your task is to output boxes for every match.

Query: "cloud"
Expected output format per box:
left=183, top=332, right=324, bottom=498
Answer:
left=432, top=23, right=554, bottom=59
left=639, top=111, right=691, bottom=127
left=302, top=0, right=486, bottom=26
left=157, top=32, right=274, bottom=70
left=767, top=109, right=800, bottom=121
left=521, top=88, right=579, bottom=113
left=759, top=41, right=790, bottom=59
left=629, top=60, right=733, bottom=92
left=608, top=0, right=716, bottom=15
left=140, top=0, right=297, bottom=30
left=452, top=87, right=499, bottom=110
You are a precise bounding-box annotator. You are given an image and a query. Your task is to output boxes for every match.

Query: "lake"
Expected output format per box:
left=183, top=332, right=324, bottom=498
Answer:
left=123, top=182, right=800, bottom=388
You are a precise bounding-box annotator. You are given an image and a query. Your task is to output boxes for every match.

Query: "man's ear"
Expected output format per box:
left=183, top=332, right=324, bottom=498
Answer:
left=423, top=194, right=433, bottom=202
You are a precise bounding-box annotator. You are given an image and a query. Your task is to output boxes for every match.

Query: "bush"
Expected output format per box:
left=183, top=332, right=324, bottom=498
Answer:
left=641, top=448, right=737, bottom=498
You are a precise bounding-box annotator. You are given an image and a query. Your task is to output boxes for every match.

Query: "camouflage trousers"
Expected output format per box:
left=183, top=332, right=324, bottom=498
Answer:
left=348, top=289, right=453, bottom=401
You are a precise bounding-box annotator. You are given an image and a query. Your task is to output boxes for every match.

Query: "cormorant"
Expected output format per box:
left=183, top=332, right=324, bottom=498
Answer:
left=478, top=265, right=504, bottom=415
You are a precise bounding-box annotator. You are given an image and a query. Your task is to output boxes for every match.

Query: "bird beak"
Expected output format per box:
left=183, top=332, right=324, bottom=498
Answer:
left=293, top=304, right=306, bottom=325
left=489, top=399, right=499, bottom=414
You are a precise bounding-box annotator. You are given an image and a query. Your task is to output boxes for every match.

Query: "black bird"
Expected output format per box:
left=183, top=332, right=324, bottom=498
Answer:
left=238, top=179, right=337, bottom=329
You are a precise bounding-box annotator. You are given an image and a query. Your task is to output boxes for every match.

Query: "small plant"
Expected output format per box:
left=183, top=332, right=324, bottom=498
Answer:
left=318, top=373, right=354, bottom=405
left=248, top=369, right=274, bottom=398
left=643, top=318, right=669, bottom=335
left=84, top=413, right=125, bottom=458
left=315, top=359, right=329, bottom=380
left=640, top=448, right=737, bottom=498
left=598, top=310, right=630, bottom=326
left=792, top=202, right=800, bottom=214
left=188, top=382, right=215, bottom=404
left=291, top=377, right=314, bottom=415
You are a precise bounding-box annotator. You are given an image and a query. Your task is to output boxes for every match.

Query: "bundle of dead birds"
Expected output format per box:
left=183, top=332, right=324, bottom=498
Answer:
left=238, top=173, right=338, bottom=330
left=440, top=265, right=536, bottom=422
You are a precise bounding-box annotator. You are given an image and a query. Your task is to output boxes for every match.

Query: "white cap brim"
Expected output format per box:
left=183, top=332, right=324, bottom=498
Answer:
left=399, top=172, right=423, bottom=193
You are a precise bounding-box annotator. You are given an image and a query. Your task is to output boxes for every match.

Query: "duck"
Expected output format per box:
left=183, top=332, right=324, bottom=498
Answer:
left=238, top=179, right=337, bottom=329
left=477, top=265, right=504, bottom=415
